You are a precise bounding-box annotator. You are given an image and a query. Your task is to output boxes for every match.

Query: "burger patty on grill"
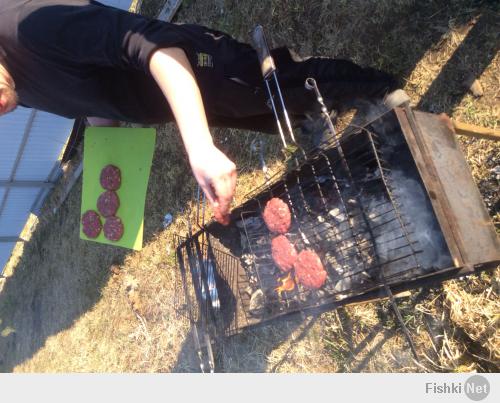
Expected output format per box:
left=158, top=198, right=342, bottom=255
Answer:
left=263, top=197, right=292, bottom=234
left=271, top=235, right=298, bottom=272
left=294, top=249, right=327, bottom=289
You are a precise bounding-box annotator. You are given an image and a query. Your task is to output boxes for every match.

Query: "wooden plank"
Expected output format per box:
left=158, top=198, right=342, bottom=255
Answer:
left=397, top=107, right=500, bottom=270
left=453, top=120, right=500, bottom=142
left=396, top=107, right=466, bottom=269
left=414, top=110, right=500, bottom=267
left=157, top=0, right=183, bottom=21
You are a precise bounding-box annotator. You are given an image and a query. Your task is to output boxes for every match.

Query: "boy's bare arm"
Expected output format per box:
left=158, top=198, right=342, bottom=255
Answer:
left=149, top=47, right=236, bottom=225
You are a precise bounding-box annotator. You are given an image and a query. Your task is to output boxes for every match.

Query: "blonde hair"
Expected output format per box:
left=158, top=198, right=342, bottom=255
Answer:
left=0, top=62, right=15, bottom=89
left=0, top=61, right=18, bottom=110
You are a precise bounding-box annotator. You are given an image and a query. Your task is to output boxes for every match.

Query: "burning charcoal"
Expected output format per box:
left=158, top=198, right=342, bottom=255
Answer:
left=256, top=236, right=269, bottom=247
left=292, top=290, right=309, bottom=304
left=329, top=207, right=347, bottom=223
left=249, top=289, right=265, bottom=317
left=295, top=230, right=311, bottom=246
left=313, top=220, right=335, bottom=245
left=334, top=277, right=353, bottom=294
left=244, top=285, right=253, bottom=297
left=324, top=251, right=340, bottom=270
left=317, top=175, right=331, bottom=184
left=315, top=290, right=326, bottom=300
left=241, top=254, right=255, bottom=268
left=249, top=275, right=258, bottom=287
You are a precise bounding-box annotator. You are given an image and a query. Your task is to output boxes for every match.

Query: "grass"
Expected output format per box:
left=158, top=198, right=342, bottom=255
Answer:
left=0, top=0, right=498, bottom=372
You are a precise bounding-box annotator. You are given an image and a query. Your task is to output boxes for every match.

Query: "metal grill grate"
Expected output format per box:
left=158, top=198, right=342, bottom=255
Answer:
left=238, top=124, right=423, bottom=319
left=175, top=234, right=240, bottom=338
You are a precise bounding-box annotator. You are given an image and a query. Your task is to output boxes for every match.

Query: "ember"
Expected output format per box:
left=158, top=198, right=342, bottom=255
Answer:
left=275, top=272, right=296, bottom=297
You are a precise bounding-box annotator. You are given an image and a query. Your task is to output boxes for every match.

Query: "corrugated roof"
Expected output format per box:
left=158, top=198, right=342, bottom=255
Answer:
left=15, top=111, right=74, bottom=181
left=0, top=108, right=73, bottom=274
left=0, top=108, right=32, bottom=179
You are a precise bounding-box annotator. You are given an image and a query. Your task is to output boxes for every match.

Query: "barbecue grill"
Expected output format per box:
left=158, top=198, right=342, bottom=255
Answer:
left=174, top=27, right=500, bottom=372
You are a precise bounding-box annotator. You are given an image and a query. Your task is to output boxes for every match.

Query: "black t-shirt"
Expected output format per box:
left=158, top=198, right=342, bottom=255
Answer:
left=0, top=0, right=231, bottom=123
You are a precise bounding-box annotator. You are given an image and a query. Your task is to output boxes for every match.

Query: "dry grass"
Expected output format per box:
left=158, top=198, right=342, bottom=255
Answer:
left=0, top=0, right=498, bottom=372
left=444, top=275, right=500, bottom=363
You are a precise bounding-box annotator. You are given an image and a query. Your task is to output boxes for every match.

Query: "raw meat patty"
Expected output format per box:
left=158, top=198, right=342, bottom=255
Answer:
left=100, top=165, right=121, bottom=190
left=263, top=197, right=291, bottom=234
left=103, top=216, right=124, bottom=242
left=97, top=190, right=120, bottom=217
left=81, top=210, right=102, bottom=239
left=294, top=249, right=327, bottom=290
left=271, top=235, right=298, bottom=272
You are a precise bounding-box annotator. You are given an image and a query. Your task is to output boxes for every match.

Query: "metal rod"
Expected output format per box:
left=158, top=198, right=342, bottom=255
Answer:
left=30, top=161, right=62, bottom=214
left=185, top=239, right=216, bottom=372
left=305, top=77, right=337, bottom=139
left=366, top=131, right=420, bottom=270
left=0, top=109, right=37, bottom=219
left=0, top=180, right=55, bottom=188
left=272, top=72, right=297, bottom=143
left=265, top=80, right=288, bottom=147
left=176, top=241, right=206, bottom=372
left=0, top=237, right=24, bottom=243
left=384, top=284, right=420, bottom=361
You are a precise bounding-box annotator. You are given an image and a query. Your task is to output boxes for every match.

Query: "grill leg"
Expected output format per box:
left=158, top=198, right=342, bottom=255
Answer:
left=384, top=285, right=420, bottom=362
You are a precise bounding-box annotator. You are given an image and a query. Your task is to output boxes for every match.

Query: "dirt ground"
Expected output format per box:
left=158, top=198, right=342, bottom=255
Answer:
left=0, top=0, right=498, bottom=372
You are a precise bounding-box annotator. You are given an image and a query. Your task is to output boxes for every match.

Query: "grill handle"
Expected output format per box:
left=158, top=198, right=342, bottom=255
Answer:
left=250, top=25, right=276, bottom=79
left=249, top=25, right=297, bottom=149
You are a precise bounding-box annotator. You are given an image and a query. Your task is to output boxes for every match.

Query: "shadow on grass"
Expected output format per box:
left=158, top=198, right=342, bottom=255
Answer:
left=0, top=186, right=130, bottom=372
left=170, top=314, right=316, bottom=372
left=417, top=11, right=499, bottom=114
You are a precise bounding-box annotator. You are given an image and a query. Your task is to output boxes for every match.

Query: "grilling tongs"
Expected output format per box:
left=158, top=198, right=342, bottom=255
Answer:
left=250, top=25, right=339, bottom=152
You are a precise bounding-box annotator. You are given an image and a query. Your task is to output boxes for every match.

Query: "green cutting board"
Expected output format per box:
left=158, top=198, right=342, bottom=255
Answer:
left=80, top=127, right=156, bottom=250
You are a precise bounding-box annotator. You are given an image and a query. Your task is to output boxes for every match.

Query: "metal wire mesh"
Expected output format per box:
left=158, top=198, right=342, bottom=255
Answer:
left=175, top=234, right=241, bottom=338
left=238, top=123, right=423, bottom=318
left=173, top=108, right=465, bottom=338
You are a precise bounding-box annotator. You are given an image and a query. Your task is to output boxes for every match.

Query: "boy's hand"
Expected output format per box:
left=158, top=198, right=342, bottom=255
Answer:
left=189, top=144, right=237, bottom=225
